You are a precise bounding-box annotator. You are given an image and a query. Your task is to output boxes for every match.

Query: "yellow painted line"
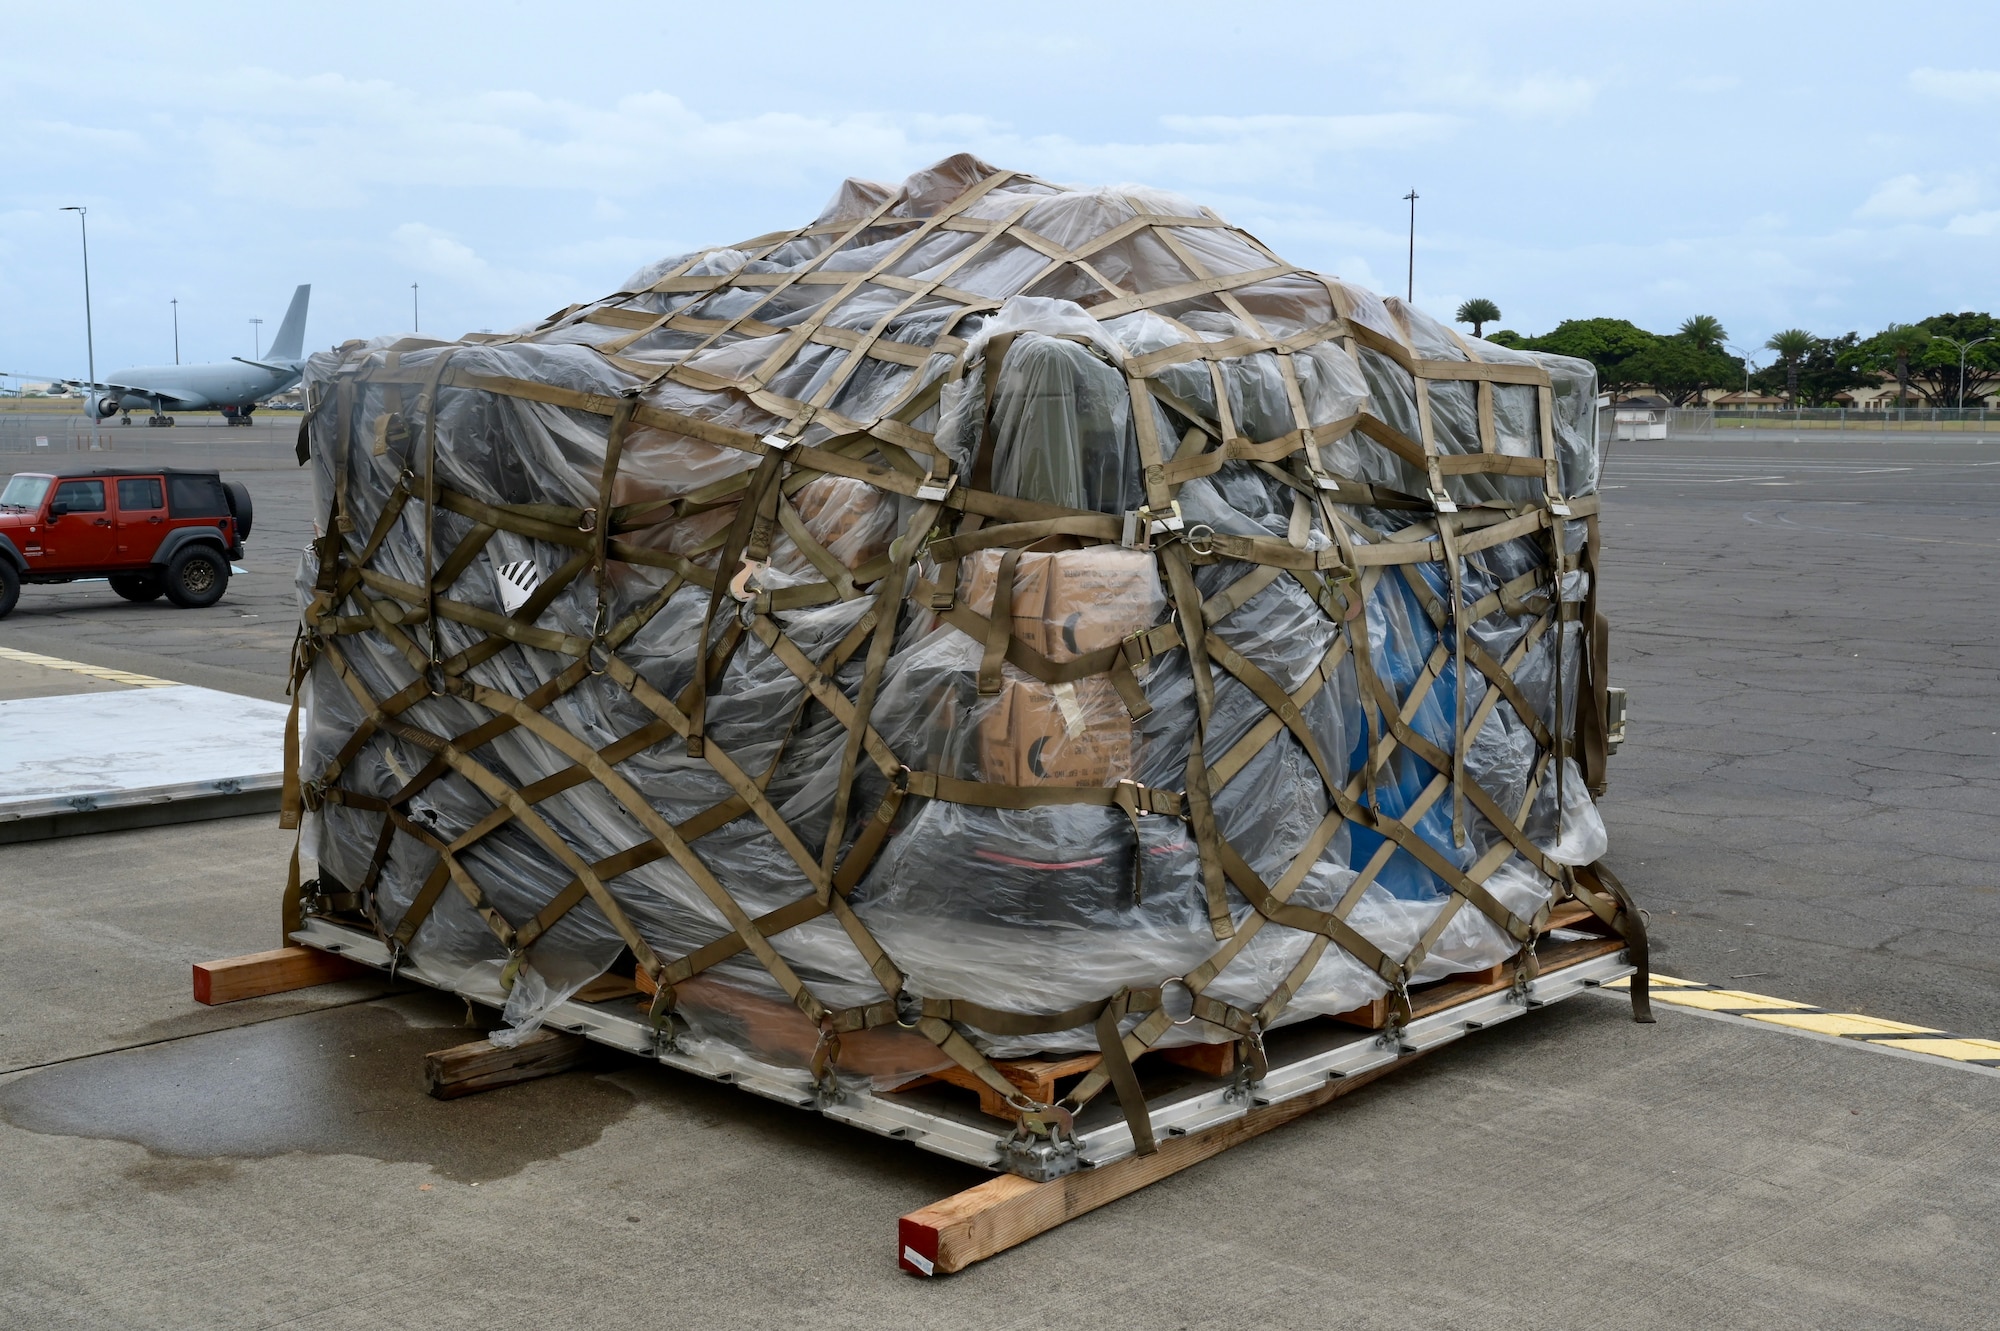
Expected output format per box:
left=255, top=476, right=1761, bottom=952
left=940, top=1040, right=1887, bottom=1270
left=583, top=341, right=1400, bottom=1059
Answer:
left=1605, top=976, right=2000, bottom=1070
left=1649, top=988, right=1814, bottom=1012
left=1877, top=1037, right=2000, bottom=1061
left=0, top=644, right=178, bottom=688
left=1747, top=1011, right=1932, bottom=1038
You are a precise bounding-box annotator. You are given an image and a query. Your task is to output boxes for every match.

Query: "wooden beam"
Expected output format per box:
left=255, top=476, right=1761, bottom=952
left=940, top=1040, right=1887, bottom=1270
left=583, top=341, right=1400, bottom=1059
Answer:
left=1156, top=1040, right=1235, bottom=1078
left=192, top=945, right=367, bottom=1005
left=423, top=1028, right=596, bottom=1100
left=897, top=1054, right=1415, bottom=1276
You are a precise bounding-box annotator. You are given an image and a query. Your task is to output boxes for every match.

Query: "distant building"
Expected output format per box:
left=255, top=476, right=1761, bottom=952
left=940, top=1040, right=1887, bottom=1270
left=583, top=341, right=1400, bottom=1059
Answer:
left=1710, top=391, right=1786, bottom=411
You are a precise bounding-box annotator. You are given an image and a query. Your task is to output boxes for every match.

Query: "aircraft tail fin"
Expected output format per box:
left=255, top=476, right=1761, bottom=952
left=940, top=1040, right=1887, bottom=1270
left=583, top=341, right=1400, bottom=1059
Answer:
left=268, top=284, right=311, bottom=361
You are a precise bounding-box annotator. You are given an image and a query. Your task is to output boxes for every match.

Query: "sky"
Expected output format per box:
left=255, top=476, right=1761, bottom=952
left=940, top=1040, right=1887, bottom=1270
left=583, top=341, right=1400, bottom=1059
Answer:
left=4, top=0, right=1998, bottom=382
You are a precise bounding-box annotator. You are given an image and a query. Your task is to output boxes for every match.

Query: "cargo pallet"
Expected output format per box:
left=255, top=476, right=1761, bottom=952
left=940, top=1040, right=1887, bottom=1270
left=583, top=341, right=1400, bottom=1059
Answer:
left=203, top=909, right=1633, bottom=1275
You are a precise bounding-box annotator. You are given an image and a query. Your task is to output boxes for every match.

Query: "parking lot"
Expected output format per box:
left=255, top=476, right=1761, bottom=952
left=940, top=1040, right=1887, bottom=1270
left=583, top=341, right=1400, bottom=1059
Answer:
left=1, top=430, right=1996, bottom=1328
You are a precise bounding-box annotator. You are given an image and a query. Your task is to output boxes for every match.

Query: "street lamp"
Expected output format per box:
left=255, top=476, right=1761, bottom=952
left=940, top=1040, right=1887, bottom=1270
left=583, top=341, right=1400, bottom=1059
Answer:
left=1401, top=189, right=1419, bottom=303
left=1724, top=343, right=1760, bottom=401
left=171, top=298, right=179, bottom=364
left=250, top=317, right=264, bottom=358
left=1932, top=334, right=1994, bottom=409
left=412, top=282, right=420, bottom=333
left=59, top=206, right=95, bottom=393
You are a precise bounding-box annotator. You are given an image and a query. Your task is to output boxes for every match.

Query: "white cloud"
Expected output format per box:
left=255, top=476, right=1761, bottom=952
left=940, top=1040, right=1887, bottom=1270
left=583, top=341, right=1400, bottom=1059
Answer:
left=1909, top=68, right=2000, bottom=104
left=6, top=67, right=1474, bottom=212
left=1405, top=69, right=1598, bottom=119
left=1946, top=210, right=2000, bottom=236
left=390, top=222, right=572, bottom=311
left=1856, top=173, right=1982, bottom=220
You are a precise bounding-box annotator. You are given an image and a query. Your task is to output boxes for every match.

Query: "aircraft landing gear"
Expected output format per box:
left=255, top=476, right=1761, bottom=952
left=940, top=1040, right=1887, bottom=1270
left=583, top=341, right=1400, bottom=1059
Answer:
left=146, top=415, right=175, bottom=427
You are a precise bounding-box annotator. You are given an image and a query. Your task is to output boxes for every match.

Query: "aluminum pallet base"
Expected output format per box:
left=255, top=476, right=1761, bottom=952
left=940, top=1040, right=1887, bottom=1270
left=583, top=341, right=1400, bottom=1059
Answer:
left=292, top=917, right=1633, bottom=1179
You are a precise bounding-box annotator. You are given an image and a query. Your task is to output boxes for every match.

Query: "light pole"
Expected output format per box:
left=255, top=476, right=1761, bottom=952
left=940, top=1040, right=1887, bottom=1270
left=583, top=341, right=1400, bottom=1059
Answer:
left=1402, top=189, right=1419, bottom=303
left=1724, top=343, right=1759, bottom=397
left=171, top=298, right=180, bottom=364
left=1932, top=334, right=1993, bottom=409
left=59, top=206, right=94, bottom=393
left=412, top=282, right=420, bottom=333
left=250, top=317, right=264, bottom=358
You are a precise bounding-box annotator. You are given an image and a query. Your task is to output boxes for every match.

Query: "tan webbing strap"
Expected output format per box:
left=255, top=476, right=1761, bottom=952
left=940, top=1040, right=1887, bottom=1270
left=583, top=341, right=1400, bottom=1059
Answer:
left=688, top=440, right=786, bottom=757
left=416, top=348, right=458, bottom=669
left=1438, top=512, right=1470, bottom=847
left=1095, top=995, right=1157, bottom=1155
left=822, top=503, right=937, bottom=897
left=1578, top=860, right=1653, bottom=1023
left=977, top=545, right=1023, bottom=696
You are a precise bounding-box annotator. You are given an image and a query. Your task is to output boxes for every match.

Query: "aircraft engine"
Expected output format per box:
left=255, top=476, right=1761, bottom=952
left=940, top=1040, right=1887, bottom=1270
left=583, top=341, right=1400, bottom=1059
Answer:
left=92, top=393, right=123, bottom=419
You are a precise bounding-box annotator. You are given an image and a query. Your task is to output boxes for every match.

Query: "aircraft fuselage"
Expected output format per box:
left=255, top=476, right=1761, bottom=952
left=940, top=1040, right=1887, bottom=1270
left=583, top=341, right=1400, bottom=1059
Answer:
left=94, top=360, right=303, bottom=416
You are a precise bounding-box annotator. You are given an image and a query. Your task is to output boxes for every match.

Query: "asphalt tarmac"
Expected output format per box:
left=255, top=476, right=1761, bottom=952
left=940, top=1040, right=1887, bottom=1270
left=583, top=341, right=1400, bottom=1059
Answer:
left=0, top=430, right=1995, bottom=1327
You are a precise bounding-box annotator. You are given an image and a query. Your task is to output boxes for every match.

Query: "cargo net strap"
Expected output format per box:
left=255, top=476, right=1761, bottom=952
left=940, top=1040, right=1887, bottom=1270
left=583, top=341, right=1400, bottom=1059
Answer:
left=285, top=158, right=1650, bottom=1158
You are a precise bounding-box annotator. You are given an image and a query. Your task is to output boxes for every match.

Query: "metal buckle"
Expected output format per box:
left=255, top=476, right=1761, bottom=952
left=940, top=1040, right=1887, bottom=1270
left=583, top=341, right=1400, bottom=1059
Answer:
left=914, top=475, right=954, bottom=503
left=728, top=558, right=766, bottom=603
left=1160, top=976, right=1197, bottom=1026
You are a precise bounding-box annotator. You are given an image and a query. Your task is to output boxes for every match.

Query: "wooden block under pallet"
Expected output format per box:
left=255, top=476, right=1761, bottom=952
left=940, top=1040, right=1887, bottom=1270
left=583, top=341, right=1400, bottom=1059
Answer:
left=931, top=1053, right=1102, bottom=1120
left=192, top=945, right=368, bottom=1005
left=898, top=1051, right=1415, bottom=1276
left=1156, top=1040, right=1235, bottom=1078
left=423, top=1028, right=596, bottom=1100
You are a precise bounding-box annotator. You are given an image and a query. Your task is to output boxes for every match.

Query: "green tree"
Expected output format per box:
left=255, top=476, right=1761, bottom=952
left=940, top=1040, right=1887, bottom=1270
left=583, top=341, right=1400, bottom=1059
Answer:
left=1753, top=333, right=1876, bottom=406
left=1520, top=318, right=1659, bottom=397
left=1909, top=312, right=2000, bottom=405
left=1455, top=298, right=1501, bottom=337
left=1618, top=338, right=1746, bottom=407
left=1677, top=315, right=1728, bottom=352
left=1764, top=329, right=1817, bottom=402
left=1856, top=323, right=1930, bottom=406
left=1484, top=329, right=1526, bottom=348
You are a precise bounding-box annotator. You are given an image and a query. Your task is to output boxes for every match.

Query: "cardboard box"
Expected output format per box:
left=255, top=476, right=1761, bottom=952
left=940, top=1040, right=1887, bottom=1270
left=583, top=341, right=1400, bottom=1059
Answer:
left=975, top=676, right=1134, bottom=786
left=787, top=474, right=893, bottom=570
left=961, top=546, right=1160, bottom=661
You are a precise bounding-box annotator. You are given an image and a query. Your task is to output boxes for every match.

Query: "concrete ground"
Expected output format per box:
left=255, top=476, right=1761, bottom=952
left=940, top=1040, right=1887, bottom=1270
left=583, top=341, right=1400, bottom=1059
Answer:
left=0, top=433, right=1996, bottom=1327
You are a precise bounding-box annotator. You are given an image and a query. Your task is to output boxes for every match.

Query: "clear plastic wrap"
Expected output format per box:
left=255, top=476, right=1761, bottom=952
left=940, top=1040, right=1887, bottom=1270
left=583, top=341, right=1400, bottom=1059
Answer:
left=291, top=155, right=1617, bottom=1105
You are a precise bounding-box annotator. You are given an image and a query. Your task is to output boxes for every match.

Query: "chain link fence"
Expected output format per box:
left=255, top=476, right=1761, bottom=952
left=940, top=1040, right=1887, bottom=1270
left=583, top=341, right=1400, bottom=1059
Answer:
left=1664, top=406, right=1997, bottom=438
left=0, top=412, right=302, bottom=455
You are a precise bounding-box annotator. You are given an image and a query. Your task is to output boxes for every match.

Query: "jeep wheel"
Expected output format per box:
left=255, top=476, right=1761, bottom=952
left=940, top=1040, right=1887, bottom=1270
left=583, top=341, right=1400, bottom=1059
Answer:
left=163, top=545, right=229, bottom=609
left=109, top=572, right=165, bottom=603
left=0, top=561, right=18, bottom=620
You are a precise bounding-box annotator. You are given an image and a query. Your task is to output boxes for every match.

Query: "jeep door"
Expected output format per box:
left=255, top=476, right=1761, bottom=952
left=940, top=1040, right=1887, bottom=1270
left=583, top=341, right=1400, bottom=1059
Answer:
left=44, top=478, right=118, bottom=570
left=112, top=476, right=168, bottom=565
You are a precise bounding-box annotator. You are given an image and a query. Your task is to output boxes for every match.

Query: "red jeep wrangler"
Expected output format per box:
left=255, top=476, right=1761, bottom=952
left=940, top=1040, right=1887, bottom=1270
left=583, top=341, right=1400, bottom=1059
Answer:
left=0, top=467, right=252, bottom=619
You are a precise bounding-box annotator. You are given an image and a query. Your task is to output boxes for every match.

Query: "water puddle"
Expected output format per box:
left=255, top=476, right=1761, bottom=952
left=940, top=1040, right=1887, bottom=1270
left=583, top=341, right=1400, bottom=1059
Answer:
left=0, top=991, right=635, bottom=1182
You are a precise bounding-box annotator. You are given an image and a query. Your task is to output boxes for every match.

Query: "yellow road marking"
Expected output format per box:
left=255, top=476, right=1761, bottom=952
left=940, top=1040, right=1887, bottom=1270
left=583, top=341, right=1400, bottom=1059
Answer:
left=1748, top=1011, right=1933, bottom=1038
left=1647, top=988, right=1813, bottom=1012
left=1604, top=976, right=2000, bottom=1070
left=0, top=644, right=178, bottom=688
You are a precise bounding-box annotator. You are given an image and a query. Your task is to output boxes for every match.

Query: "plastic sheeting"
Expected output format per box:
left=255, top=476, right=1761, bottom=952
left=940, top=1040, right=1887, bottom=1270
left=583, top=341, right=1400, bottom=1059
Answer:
left=294, top=155, right=1611, bottom=1086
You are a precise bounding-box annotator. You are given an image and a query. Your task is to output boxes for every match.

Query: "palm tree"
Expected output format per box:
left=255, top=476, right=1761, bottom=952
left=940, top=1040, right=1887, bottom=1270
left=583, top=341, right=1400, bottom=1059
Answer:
left=1679, top=315, right=1727, bottom=352
left=1874, top=323, right=1929, bottom=407
left=1765, top=329, right=1817, bottom=403
left=1455, top=298, right=1501, bottom=338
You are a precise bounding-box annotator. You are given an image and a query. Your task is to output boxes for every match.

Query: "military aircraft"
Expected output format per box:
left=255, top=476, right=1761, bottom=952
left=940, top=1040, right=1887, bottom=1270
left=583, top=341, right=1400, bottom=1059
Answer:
left=64, top=284, right=310, bottom=427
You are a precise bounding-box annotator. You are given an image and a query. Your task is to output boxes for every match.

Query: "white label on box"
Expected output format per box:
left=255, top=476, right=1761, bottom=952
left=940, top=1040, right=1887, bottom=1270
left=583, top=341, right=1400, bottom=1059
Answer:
left=1052, top=681, right=1086, bottom=737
